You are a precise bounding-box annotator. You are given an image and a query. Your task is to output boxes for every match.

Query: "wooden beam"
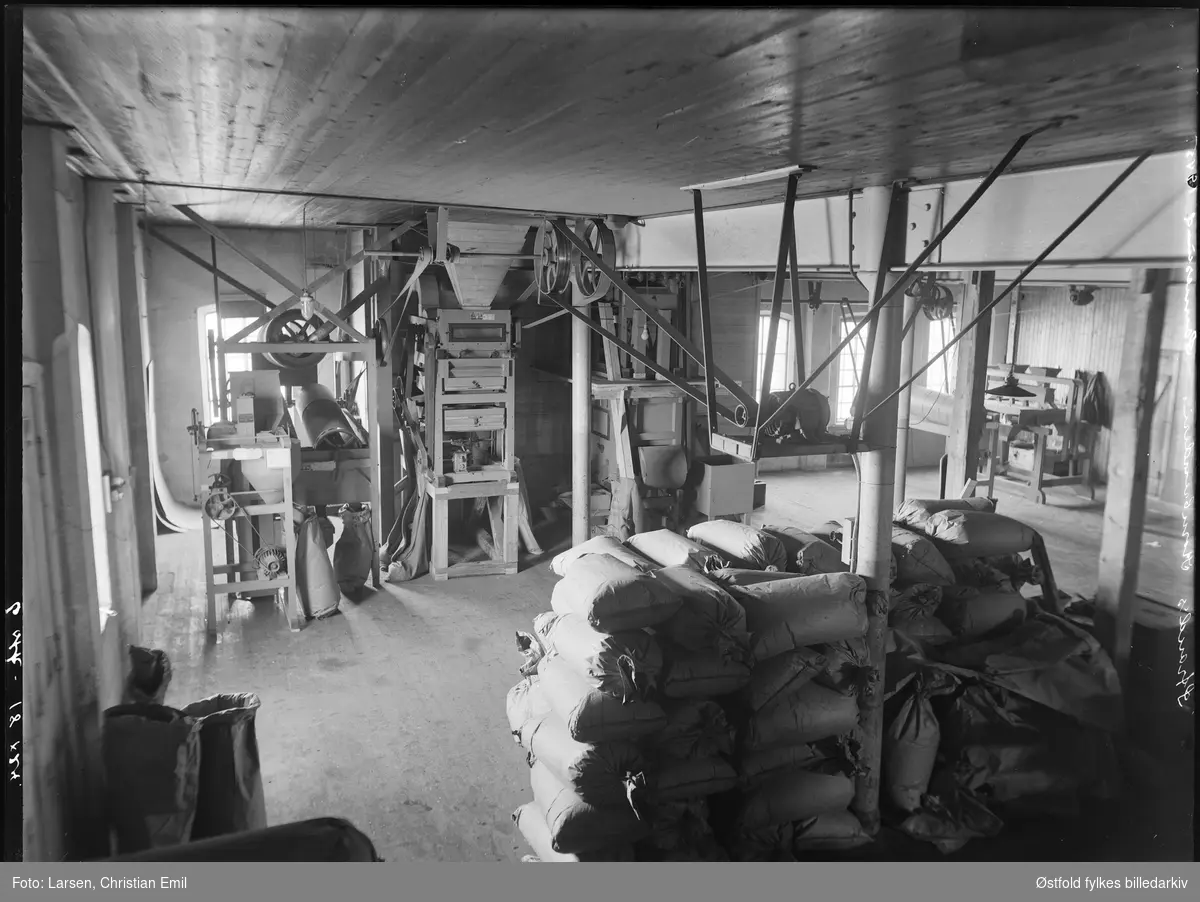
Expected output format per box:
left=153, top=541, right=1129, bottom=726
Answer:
left=116, top=206, right=157, bottom=596
left=1095, top=268, right=1171, bottom=686
left=175, top=204, right=304, bottom=295
left=143, top=226, right=276, bottom=309
left=945, top=272, right=996, bottom=496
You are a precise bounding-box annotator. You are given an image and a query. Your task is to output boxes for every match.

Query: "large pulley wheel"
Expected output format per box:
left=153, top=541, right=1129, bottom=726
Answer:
left=263, top=310, right=328, bottom=369
left=534, top=219, right=572, bottom=297
left=569, top=218, right=616, bottom=302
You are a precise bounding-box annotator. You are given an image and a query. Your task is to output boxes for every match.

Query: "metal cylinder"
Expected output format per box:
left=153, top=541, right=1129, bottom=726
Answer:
left=294, top=384, right=363, bottom=450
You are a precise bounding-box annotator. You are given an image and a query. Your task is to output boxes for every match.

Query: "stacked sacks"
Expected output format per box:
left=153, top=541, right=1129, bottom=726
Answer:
left=627, top=529, right=729, bottom=573
left=635, top=566, right=751, bottom=861
left=759, top=525, right=848, bottom=576
left=892, top=500, right=1039, bottom=643
left=685, top=520, right=788, bottom=572
left=714, top=569, right=872, bottom=859
left=509, top=553, right=682, bottom=862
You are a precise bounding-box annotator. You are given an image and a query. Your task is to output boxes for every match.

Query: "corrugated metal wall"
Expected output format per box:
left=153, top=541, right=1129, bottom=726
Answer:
left=1013, top=282, right=1190, bottom=482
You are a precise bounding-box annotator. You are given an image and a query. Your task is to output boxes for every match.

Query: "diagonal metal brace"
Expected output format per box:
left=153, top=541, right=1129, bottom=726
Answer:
left=551, top=218, right=760, bottom=417
left=755, top=119, right=1069, bottom=438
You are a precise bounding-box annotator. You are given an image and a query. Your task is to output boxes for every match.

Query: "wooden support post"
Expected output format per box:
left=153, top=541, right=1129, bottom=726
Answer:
left=85, top=180, right=142, bottom=647
left=572, top=286, right=592, bottom=546
left=945, top=272, right=996, bottom=497
left=1095, top=269, right=1171, bottom=688
left=116, top=207, right=158, bottom=596
left=849, top=185, right=908, bottom=836
left=598, top=301, right=621, bottom=382
left=893, top=291, right=921, bottom=509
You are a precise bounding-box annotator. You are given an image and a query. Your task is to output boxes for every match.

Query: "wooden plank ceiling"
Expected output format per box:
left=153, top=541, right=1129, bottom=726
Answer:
left=23, top=8, right=1198, bottom=229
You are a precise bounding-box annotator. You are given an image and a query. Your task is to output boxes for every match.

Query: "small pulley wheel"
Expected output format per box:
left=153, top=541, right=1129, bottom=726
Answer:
left=534, top=219, right=572, bottom=297
left=569, top=218, right=616, bottom=302
left=263, top=310, right=328, bottom=369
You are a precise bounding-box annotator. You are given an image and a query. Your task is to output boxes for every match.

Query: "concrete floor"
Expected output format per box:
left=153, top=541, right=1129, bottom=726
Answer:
left=142, top=466, right=1191, bottom=861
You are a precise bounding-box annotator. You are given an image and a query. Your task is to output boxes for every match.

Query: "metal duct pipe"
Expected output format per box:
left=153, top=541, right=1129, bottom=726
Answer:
left=294, top=384, right=364, bottom=450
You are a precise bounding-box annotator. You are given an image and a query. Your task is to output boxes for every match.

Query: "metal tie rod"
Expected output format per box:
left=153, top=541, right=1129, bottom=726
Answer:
left=755, top=117, right=1072, bottom=437
left=860, top=150, right=1152, bottom=424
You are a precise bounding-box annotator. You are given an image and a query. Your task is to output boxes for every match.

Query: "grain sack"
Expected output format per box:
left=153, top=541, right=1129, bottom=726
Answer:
left=951, top=555, right=1037, bottom=592
left=538, top=653, right=667, bottom=743
left=661, top=647, right=753, bottom=699
left=685, top=520, right=788, bottom=571
left=793, top=810, right=871, bottom=852
left=709, top=568, right=800, bottom=588
left=737, top=770, right=855, bottom=830
left=529, top=760, right=647, bottom=854
left=534, top=612, right=663, bottom=699
left=884, top=678, right=941, bottom=813
left=651, top=756, right=740, bottom=803
left=925, top=509, right=1037, bottom=559
left=652, top=567, right=750, bottom=658
left=642, top=798, right=725, bottom=860
left=812, top=639, right=870, bottom=696
left=761, top=525, right=849, bottom=575
left=891, top=526, right=955, bottom=587
left=727, top=823, right=797, bottom=862
left=524, top=712, right=647, bottom=807
left=894, top=497, right=996, bottom=532
left=740, top=647, right=827, bottom=714
left=123, top=646, right=172, bottom=706
left=103, top=704, right=202, bottom=854
left=889, top=584, right=954, bottom=645
left=295, top=512, right=341, bottom=620
left=333, top=504, right=374, bottom=597
left=551, top=554, right=682, bottom=632
left=723, top=573, right=868, bottom=662
left=550, top=536, right=655, bottom=577
left=179, top=693, right=267, bottom=839
left=627, top=529, right=728, bottom=572
left=657, top=700, right=734, bottom=761
left=937, top=587, right=1028, bottom=639
left=744, top=682, right=860, bottom=752
left=813, top=519, right=898, bottom=582
left=738, top=744, right=827, bottom=784
left=513, top=803, right=635, bottom=862
left=507, top=677, right=554, bottom=749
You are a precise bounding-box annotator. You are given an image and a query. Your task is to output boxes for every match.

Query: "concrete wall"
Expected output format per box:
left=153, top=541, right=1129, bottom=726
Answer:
left=144, top=226, right=343, bottom=503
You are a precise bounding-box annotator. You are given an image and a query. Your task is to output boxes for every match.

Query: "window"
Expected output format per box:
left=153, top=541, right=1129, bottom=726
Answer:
left=198, top=308, right=264, bottom=423
left=834, top=311, right=868, bottom=425
left=925, top=317, right=958, bottom=395
left=755, top=312, right=795, bottom=396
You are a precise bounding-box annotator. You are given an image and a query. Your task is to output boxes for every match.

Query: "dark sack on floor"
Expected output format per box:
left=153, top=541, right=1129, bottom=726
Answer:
left=123, top=646, right=172, bottom=706
left=551, top=554, right=682, bottom=632
left=386, top=490, right=430, bottom=583
left=792, top=810, right=871, bottom=852
left=925, top=510, right=1036, bottom=559
left=529, top=760, right=646, bottom=854
left=652, top=567, right=750, bottom=658
left=737, top=770, right=855, bottom=830
left=894, top=497, right=996, bottom=533
left=333, top=504, right=374, bottom=596
left=655, top=700, right=734, bottom=761
left=740, top=647, right=827, bottom=714
left=506, top=677, right=554, bottom=750
left=651, top=757, right=740, bottom=802
left=891, top=526, right=955, bottom=587
left=724, top=573, right=868, bottom=662
left=296, top=511, right=341, bottom=619
left=889, top=584, right=954, bottom=645
left=103, top=704, right=202, bottom=854
left=538, top=653, right=667, bottom=743
left=661, top=647, right=753, bottom=699
left=534, top=612, right=663, bottom=699
left=883, top=678, right=941, bottom=814
left=685, top=521, right=788, bottom=571
left=513, top=803, right=635, bottom=862
left=551, top=536, right=654, bottom=577
left=627, top=529, right=728, bottom=572
left=179, top=693, right=267, bottom=839
left=937, top=587, right=1028, bottom=639
left=761, top=525, right=848, bottom=575
left=525, top=712, right=647, bottom=808
left=745, top=682, right=860, bottom=752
